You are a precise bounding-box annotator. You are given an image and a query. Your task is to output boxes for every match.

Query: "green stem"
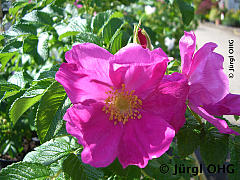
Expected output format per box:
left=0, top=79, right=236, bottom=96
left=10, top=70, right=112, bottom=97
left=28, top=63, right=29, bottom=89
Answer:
left=141, top=169, right=154, bottom=179
left=51, top=169, right=62, bottom=180
left=187, top=105, right=203, bottom=126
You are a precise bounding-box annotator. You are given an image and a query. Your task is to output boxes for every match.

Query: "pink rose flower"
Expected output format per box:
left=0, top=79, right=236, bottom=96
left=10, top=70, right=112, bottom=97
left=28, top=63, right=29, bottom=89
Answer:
left=55, top=43, right=189, bottom=168
left=74, top=0, right=83, bottom=8
left=179, top=31, right=240, bottom=135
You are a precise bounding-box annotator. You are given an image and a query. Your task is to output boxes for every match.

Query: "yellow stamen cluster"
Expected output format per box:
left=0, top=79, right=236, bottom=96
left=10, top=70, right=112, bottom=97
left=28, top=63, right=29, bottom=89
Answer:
left=102, top=84, right=142, bottom=125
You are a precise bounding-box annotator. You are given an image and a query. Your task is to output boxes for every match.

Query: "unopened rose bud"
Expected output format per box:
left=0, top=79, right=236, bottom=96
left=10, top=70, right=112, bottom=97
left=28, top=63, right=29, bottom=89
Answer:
left=133, top=24, right=153, bottom=50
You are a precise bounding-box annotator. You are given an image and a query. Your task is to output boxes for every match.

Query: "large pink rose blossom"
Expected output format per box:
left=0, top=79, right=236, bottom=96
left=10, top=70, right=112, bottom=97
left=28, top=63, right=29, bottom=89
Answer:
left=179, top=31, right=240, bottom=135
left=55, top=43, right=188, bottom=168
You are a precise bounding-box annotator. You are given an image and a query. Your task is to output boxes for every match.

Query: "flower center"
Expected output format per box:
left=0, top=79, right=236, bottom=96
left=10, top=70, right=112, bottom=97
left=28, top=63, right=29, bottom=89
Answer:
left=102, top=84, right=142, bottom=125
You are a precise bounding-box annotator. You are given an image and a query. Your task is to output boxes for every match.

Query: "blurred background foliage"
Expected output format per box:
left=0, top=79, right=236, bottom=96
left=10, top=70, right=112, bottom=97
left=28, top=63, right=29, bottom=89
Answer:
left=195, top=0, right=240, bottom=27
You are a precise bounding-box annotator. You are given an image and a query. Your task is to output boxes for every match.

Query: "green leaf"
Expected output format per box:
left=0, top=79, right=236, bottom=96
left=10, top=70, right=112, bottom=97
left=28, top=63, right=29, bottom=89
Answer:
left=36, top=81, right=66, bottom=143
left=59, top=31, right=80, bottom=41
left=143, top=154, right=183, bottom=180
left=8, top=71, right=28, bottom=88
left=38, top=32, right=49, bottom=61
left=0, top=162, right=53, bottom=180
left=37, top=65, right=60, bottom=80
left=102, top=18, right=124, bottom=44
left=110, top=30, right=130, bottom=54
left=1, top=40, right=22, bottom=53
left=31, top=78, right=55, bottom=90
left=9, top=89, right=45, bottom=125
left=63, top=153, right=104, bottom=180
left=8, top=77, right=52, bottom=125
left=75, top=32, right=103, bottom=46
left=6, top=23, right=38, bottom=36
left=102, top=159, right=141, bottom=179
left=9, top=2, right=29, bottom=17
left=200, top=132, right=229, bottom=165
left=56, top=17, right=87, bottom=40
left=92, top=10, right=113, bottom=34
left=23, top=36, right=44, bottom=64
left=177, top=127, right=200, bottom=157
left=176, top=0, right=194, bottom=25
left=22, top=10, right=54, bottom=25
left=0, top=52, right=18, bottom=71
left=234, top=115, right=239, bottom=121
left=23, top=137, right=75, bottom=165
left=0, top=81, right=21, bottom=102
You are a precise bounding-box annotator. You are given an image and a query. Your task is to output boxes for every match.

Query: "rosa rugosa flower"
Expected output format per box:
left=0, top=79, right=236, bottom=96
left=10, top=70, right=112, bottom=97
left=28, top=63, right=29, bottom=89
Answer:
left=55, top=43, right=188, bottom=168
left=179, top=31, right=240, bottom=135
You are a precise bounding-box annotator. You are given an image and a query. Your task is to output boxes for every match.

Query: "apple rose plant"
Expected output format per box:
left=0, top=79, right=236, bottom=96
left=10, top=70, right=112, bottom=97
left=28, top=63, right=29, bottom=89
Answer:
left=0, top=0, right=240, bottom=180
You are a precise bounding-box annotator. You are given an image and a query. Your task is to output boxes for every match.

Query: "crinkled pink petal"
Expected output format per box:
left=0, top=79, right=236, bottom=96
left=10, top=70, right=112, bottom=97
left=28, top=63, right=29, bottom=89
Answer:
left=65, top=43, right=113, bottom=68
left=118, top=112, right=175, bottom=168
left=110, top=45, right=169, bottom=97
left=123, top=60, right=168, bottom=97
left=189, top=104, right=240, bottom=135
left=64, top=103, right=123, bottom=167
left=109, top=65, right=129, bottom=89
left=113, top=43, right=166, bottom=64
left=55, top=63, right=112, bottom=104
left=188, top=43, right=229, bottom=106
left=204, top=94, right=240, bottom=116
left=143, top=72, right=189, bottom=132
left=151, top=47, right=168, bottom=57
left=179, top=31, right=196, bottom=75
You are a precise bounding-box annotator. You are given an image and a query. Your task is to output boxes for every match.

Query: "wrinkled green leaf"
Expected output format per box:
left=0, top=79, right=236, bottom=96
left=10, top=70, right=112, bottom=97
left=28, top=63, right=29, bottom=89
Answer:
left=0, top=81, right=21, bottom=102
left=0, top=52, right=18, bottom=71
left=23, top=36, right=44, bottom=64
left=103, top=18, right=124, bottom=44
left=75, top=32, right=103, bottom=46
left=38, top=32, right=49, bottom=60
left=110, top=30, right=130, bottom=54
left=92, top=10, right=113, bottom=34
left=6, top=23, right=38, bottom=36
left=9, top=89, right=45, bottom=125
left=22, top=10, right=54, bottom=25
left=36, top=81, right=66, bottom=143
left=176, top=0, right=194, bottom=25
left=9, top=1, right=29, bottom=17
left=23, top=137, right=75, bottom=165
left=234, top=115, right=239, bottom=121
left=63, top=153, right=104, bottom=180
left=0, top=162, right=53, bottom=180
left=8, top=77, right=52, bottom=125
left=200, top=132, right=229, bottom=165
left=8, top=71, right=28, bottom=88
left=102, top=159, right=141, bottom=179
left=59, top=31, right=80, bottom=41
left=1, top=40, right=22, bottom=53
left=56, top=17, right=87, bottom=39
left=37, top=64, right=60, bottom=80
left=177, top=127, right=200, bottom=157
